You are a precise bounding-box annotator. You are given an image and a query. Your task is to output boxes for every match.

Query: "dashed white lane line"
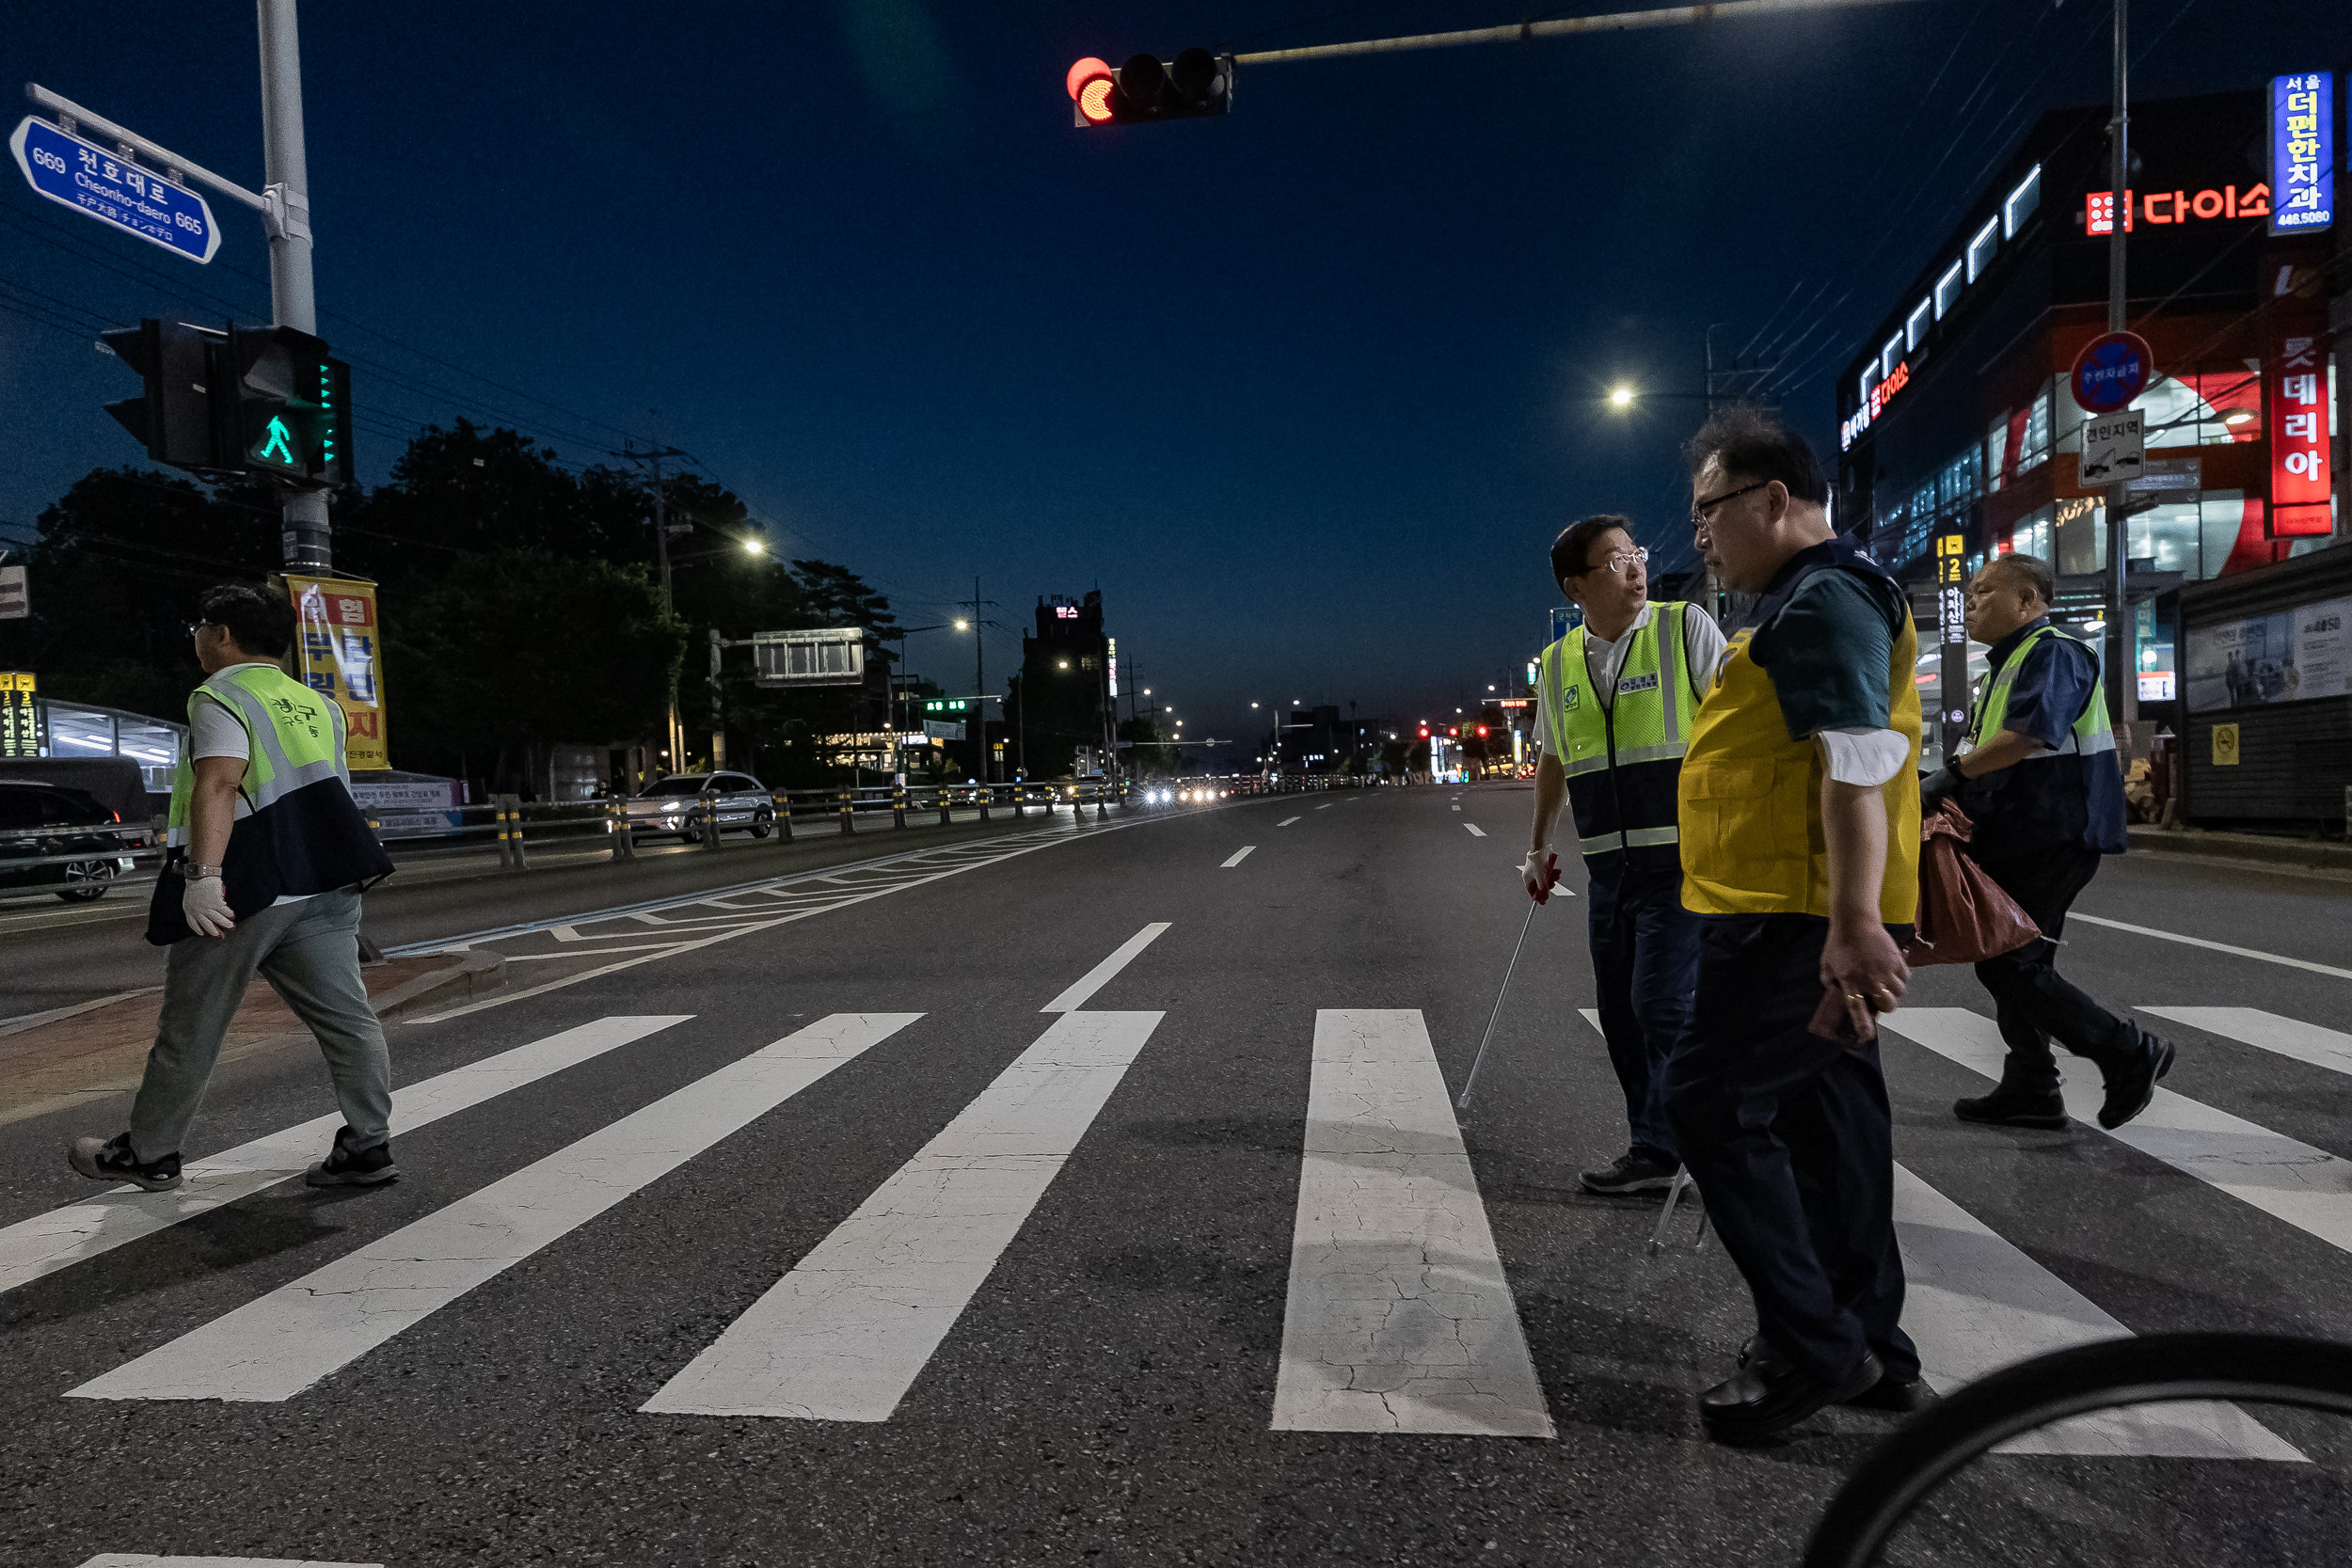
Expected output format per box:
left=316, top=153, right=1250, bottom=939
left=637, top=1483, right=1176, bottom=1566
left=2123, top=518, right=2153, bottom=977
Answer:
left=1273, top=1009, right=1553, bottom=1437
left=67, top=1015, right=922, bottom=1403
left=1222, top=847, right=1257, bottom=867
left=2139, top=1007, right=2352, bottom=1080
left=1278, top=816, right=1302, bottom=827
left=1892, top=1164, right=2300, bottom=1460
left=1040, top=922, right=1173, bottom=1014
left=643, top=1010, right=1165, bottom=1421
left=1451, top=805, right=1461, bottom=812
left=2068, top=913, right=2352, bottom=982
left=0, top=1016, right=693, bottom=1298
left=1882, top=1008, right=2352, bottom=1259
left=1463, top=823, right=1486, bottom=838
left=1315, top=803, right=1334, bottom=810
left=79, top=1557, right=384, bottom=1567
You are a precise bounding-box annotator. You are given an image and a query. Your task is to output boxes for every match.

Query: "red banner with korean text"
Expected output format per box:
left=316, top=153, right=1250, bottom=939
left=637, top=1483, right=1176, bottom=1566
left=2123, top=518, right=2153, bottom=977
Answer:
left=282, top=574, right=389, bottom=770
left=2268, top=284, right=2333, bottom=538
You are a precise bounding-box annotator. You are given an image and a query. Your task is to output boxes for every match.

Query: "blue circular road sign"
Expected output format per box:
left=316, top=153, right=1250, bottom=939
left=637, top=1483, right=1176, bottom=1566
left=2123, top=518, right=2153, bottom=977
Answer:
left=2072, top=331, right=2153, bottom=412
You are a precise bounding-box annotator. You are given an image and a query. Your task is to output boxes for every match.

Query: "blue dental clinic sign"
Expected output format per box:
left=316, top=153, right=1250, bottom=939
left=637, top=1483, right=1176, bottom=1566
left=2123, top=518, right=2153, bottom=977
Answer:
left=2270, top=73, right=2335, bottom=235
left=8, top=117, right=220, bottom=263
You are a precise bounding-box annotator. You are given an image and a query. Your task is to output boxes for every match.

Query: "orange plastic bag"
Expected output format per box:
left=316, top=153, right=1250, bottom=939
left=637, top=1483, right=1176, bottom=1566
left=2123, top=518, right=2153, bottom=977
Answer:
left=1904, top=801, right=2043, bottom=966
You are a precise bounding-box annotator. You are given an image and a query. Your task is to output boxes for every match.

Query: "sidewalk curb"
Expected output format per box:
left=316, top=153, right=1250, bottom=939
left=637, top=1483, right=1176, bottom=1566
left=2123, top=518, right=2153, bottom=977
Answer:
left=372, top=949, right=506, bottom=1020
left=2128, top=825, right=2352, bottom=875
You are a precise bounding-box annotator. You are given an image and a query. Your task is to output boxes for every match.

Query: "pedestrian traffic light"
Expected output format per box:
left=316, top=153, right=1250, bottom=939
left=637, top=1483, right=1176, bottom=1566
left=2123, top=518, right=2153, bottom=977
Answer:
left=101, top=319, right=217, bottom=469
left=223, top=325, right=351, bottom=488
left=1067, top=48, right=1232, bottom=126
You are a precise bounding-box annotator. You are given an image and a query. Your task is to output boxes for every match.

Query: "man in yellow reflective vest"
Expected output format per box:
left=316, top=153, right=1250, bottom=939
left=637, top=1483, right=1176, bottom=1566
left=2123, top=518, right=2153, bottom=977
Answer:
left=1523, top=514, right=1724, bottom=1195
left=1920, top=551, right=2172, bottom=1130
left=69, top=582, right=395, bottom=1194
left=1664, top=408, right=1923, bottom=1445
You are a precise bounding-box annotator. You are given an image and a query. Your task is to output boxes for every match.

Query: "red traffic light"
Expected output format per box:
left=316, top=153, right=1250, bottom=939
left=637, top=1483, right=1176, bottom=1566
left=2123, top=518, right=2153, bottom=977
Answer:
left=1067, top=56, right=1116, bottom=123
left=1477, top=725, right=1488, bottom=736
left=1448, top=727, right=1459, bottom=737
left=1416, top=726, right=1429, bottom=738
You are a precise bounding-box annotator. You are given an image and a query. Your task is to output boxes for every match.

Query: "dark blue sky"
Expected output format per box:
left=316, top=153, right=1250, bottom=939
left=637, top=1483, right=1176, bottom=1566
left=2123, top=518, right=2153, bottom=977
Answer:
left=2, top=0, right=2329, bottom=761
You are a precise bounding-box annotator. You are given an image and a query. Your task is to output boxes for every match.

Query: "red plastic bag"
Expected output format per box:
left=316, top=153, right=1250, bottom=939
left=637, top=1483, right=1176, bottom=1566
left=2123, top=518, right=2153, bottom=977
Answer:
left=1904, top=801, right=2042, bottom=966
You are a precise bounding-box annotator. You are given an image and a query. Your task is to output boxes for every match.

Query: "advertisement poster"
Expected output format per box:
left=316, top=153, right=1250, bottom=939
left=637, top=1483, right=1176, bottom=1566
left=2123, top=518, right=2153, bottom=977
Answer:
left=2185, top=594, right=2351, bottom=711
left=283, top=575, right=389, bottom=770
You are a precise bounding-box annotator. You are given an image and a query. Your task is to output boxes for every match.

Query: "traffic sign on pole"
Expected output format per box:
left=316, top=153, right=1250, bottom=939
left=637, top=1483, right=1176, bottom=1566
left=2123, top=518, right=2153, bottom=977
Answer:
left=8, top=117, right=220, bottom=263
left=2078, top=409, right=2145, bottom=484
left=2071, top=330, right=2153, bottom=412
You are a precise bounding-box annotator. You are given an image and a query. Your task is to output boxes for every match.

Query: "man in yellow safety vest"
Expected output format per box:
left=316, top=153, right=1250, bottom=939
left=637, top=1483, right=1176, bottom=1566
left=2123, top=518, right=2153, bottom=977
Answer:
left=69, top=581, right=395, bottom=1194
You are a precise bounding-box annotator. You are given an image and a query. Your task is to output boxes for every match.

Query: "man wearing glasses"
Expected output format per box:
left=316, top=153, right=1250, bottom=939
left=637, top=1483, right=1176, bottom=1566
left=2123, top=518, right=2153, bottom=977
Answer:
left=1662, top=408, right=1923, bottom=1445
left=1523, top=515, right=1724, bottom=1196
left=67, top=581, right=395, bottom=1195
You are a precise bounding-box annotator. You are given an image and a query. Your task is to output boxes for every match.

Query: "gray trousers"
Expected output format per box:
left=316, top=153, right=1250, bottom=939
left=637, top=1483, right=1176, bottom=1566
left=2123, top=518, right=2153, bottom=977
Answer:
left=128, top=887, right=391, bottom=1162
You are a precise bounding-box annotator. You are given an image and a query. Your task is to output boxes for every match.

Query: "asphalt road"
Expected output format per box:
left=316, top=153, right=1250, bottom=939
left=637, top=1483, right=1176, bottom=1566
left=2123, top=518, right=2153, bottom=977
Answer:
left=4, top=783, right=2349, bottom=1567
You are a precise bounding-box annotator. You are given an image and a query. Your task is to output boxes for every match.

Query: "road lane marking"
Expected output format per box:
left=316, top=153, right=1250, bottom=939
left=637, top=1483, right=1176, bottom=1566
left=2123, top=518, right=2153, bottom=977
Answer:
left=1315, top=804, right=1334, bottom=810
left=1463, top=824, right=1486, bottom=838
left=78, top=1557, right=385, bottom=1567
left=1273, top=1009, right=1553, bottom=1437
left=2067, top=914, right=2352, bottom=982
left=1893, top=1164, right=2301, bottom=1460
left=1451, top=805, right=1461, bottom=811
left=1278, top=816, right=1301, bottom=827
left=2139, top=1007, right=2352, bottom=1079
left=67, top=1014, right=921, bottom=1403
left=1882, top=1008, right=2352, bottom=1259
left=1221, top=847, right=1256, bottom=867
left=642, top=1010, right=1164, bottom=1421
left=1040, top=923, right=1171, bottom=1014
left=0, top=1016, right=692, bottom=1298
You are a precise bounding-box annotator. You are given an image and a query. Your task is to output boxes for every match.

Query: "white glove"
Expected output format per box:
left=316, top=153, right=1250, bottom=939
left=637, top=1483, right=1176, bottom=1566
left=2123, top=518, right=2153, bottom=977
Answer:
left=1518, top=847, right=1561, bottom=905
left=183, top=873, right=236, bottom=938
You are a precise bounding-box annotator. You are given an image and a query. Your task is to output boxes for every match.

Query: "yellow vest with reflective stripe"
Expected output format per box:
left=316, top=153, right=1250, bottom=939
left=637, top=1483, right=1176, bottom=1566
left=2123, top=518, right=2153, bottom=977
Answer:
left=1677, top=569, right=1922, bottom=921
left=1967, top=625, right=2117, bottom=759
left=1542, top=604, right=1700, bottom=864
left=167, top=662, right=350, bottom=844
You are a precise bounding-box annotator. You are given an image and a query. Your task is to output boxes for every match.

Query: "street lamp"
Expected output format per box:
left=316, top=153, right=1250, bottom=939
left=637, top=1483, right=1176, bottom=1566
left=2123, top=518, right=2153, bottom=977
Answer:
left=1609, top=385, right=1635, bottom=407
left=741, top=537, right=766, bottom=555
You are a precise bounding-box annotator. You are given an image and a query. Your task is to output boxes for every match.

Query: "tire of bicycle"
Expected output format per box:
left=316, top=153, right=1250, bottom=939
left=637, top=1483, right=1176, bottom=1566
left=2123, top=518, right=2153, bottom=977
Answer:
left=1802, top=1332, right=2352, bottom=1568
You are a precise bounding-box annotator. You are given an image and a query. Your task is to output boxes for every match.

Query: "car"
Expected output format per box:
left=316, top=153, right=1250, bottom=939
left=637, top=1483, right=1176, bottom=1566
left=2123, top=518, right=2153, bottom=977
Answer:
left=0, top=780, right=138, bottom=901
left=624, top=772, right=776, bottom=841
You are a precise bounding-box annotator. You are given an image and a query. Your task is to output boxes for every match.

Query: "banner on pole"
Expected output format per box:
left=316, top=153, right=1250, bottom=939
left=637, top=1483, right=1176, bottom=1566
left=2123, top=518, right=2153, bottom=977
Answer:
left=283, top=575, right=389, bottom=770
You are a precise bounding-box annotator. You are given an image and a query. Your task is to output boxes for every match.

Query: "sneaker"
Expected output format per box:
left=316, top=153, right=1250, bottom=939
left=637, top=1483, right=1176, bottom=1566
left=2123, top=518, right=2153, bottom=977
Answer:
left=1580, top=1149, right=1679, bottom=1196
left=305, top=1125, right=399, bottom=1188
left=1953, top=1087, right=2068, bottom=1130
left=2098, top=1029, right=2177, bottom=1131
left=68, top=1132, right=182, bottom=1192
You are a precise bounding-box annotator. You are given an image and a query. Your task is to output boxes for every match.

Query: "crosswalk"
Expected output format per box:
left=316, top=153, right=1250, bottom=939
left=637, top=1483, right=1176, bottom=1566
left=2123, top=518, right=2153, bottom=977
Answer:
left=8, top=996, right=2348, bottom=1459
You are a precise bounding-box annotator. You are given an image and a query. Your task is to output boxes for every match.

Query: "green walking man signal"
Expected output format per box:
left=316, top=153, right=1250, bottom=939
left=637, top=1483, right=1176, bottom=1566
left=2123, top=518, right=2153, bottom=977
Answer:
left=101, top=318, right=353, bottom=488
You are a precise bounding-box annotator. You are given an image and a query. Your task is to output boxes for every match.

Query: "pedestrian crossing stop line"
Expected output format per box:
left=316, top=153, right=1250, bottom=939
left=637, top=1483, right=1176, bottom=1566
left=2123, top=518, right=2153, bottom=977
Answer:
left=1882, top=1008, right=2352, bottom=1260
left=1273, top=1009, right=1553, bottom=1438
left=0, top=1016, right=692, bottom=1298
left=2139, top=1007, right=2352, bottom=1081
left=2069, top=913, right=2352, bottom=982
left=642, top=1010, right=1165, bottom=1422
left=67, top=1014, right=921, bottom=1403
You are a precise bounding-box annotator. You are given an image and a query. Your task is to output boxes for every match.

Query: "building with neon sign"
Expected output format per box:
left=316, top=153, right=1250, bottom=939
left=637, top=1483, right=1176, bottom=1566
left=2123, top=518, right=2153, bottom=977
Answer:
left=1834, top=83, right=2343, bottom=730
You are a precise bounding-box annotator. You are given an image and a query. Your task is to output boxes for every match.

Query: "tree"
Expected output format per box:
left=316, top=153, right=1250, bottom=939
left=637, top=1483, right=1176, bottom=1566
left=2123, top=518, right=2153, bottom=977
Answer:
left=1117, top=713, right=1177, bottom=776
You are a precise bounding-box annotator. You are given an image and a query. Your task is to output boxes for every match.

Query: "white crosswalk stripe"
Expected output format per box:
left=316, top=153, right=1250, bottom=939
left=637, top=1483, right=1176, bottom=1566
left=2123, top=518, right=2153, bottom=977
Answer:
left=68, top=1014, right=920, bottom=1403
left=0, top=1015, right=691, bottom=1297
left=2139, top=1006, right=2352, bottom=1080
left=1222, top=847, right=1256, bottom=866
left=643, top=1010, right=1165, bottom=1421
left=1273, top=1009, right=1553, bottom=1437
left=1883, top=1007, right=2352, bottom=1259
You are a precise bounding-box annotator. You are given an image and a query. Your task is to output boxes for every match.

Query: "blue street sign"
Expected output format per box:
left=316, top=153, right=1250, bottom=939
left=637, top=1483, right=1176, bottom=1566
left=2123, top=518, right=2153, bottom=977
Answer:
left=1549, top=605, right=1581, bottom=644
left=2071, top=331, right=2153, bottom=414
left=8, top=117, right=220, bottom=263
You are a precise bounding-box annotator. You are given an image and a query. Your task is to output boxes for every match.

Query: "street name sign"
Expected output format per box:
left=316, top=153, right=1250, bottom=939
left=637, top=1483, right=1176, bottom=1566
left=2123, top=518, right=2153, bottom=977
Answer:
left=2071, top=331, right=2153, bottom=413
left=2079, top=409, right=2146, bottom=484
left=8, top=116, right=220, bottom=263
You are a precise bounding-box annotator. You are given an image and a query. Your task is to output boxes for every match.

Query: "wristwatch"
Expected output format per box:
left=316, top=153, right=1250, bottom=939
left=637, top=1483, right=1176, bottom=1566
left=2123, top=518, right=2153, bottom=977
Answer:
left=186, top=863, right=225, bottom=881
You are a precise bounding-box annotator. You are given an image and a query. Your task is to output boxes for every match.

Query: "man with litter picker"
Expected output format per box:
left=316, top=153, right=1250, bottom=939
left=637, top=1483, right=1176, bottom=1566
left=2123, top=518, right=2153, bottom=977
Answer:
left=1921, top=551, right=2173, bottom=1132
left=1522, top=515, right=1723, bottom=1195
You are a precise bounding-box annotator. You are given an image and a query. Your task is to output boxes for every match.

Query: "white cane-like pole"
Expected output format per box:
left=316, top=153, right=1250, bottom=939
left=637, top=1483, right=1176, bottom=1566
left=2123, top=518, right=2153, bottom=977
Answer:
left=1456, top=897, right=1541, bottom=1112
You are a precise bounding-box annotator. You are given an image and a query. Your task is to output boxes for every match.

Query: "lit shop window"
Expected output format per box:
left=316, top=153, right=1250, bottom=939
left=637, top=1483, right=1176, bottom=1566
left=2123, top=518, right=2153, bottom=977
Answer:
left=1966, top=216, right=2001, bottom=282
left=1934, top=259, right=1965, bottom=320
left=2015, top=384, right=2053, bottom=474
left=2003, top=165, right=2042, bottom=238
left=1984, top=411, right=2012, bottom=493
left=1906, top=297, right=1932, bottom=352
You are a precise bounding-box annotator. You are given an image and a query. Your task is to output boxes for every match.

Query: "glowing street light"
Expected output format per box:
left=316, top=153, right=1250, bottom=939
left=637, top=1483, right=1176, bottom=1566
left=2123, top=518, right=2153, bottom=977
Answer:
left=741, top=537, right=766, bottom=555
left=954, top=618, right=970, bottom=631
left=1608, top=385, right=1635, bottom=408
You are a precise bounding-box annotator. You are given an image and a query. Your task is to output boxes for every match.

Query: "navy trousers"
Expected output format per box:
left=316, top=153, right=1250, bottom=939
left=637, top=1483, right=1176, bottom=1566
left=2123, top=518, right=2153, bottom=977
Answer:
left=1584, top=856, right=1700, bottom=1163
left=1969, top=847, right=2136, bottom=1095
left=1664, top=912, right=1919, bottom=1386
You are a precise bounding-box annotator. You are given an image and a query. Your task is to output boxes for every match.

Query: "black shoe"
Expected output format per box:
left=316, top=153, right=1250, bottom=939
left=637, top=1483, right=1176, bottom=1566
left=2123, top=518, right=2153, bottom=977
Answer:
left=2098, top=1030, right=2176, bottom=1131
left=1953, top=1087, right=2068, bottom=1130
left=305, top=1126, right=399, bottom=1188
left=68, top=1132, right=182, bottom=1192
left=1580, top=1149, right=1679, bottom=1196
left=1700, top=1350, right=1883, bottom=1447
left=1739, top=1337, right=1924, bottom=1412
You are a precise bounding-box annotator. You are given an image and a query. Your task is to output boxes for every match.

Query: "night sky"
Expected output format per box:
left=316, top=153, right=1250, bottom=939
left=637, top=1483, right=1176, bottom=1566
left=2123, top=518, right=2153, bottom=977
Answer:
left=1, top=0, right=2331, bottom=762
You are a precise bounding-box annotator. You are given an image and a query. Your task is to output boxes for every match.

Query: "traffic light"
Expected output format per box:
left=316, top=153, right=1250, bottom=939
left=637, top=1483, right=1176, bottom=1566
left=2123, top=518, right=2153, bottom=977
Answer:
left=102, top=319, right=216, bottom=468
left=923, top=699, right=970, bottom=715
left=1417, top=725, right=1430, bottom=738
left=1477, top=726, right=1488, bottom=737
left=223, top=325, right=352, bottom=488
left=1067, top=48, right=1232, bottom=127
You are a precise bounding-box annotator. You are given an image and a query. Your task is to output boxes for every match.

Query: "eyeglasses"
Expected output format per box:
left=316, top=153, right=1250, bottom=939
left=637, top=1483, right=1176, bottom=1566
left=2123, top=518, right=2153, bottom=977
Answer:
left=184, top=621, right=209, bottom=640
left=1691, top=479, right=1770, bottom=532
left=1581, top=546, right=1648, bottom=577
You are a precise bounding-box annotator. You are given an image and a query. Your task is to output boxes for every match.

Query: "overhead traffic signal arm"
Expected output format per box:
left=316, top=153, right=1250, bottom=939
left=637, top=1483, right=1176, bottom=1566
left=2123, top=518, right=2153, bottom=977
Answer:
left=1067, top=49, right=1232, bottom=127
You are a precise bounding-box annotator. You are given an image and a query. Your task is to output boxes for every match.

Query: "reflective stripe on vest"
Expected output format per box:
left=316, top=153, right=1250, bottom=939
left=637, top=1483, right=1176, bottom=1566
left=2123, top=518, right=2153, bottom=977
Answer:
left=1677, top=550, right=1922, bottom=921
left=1541, top=603, right=1699, bottom=863
left=1968, top=624, right=2118, bottom=760
left=167, top=664, right=350, bottom=845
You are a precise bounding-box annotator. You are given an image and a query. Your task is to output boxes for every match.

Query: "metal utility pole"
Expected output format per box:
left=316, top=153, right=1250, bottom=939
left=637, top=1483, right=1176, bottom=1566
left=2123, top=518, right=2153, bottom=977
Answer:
left=956, top=578, right=999, bottom=783
left=256, top=0, right=328, bottom=572
left=620, top=441, right=691, bottom=771
left=2103, top=0, right=2137, bottom=727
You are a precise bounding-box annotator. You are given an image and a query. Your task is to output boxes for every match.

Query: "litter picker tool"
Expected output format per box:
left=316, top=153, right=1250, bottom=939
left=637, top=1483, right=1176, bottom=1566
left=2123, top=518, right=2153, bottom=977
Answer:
left=1455, top=897, right=1540, bottom=1112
